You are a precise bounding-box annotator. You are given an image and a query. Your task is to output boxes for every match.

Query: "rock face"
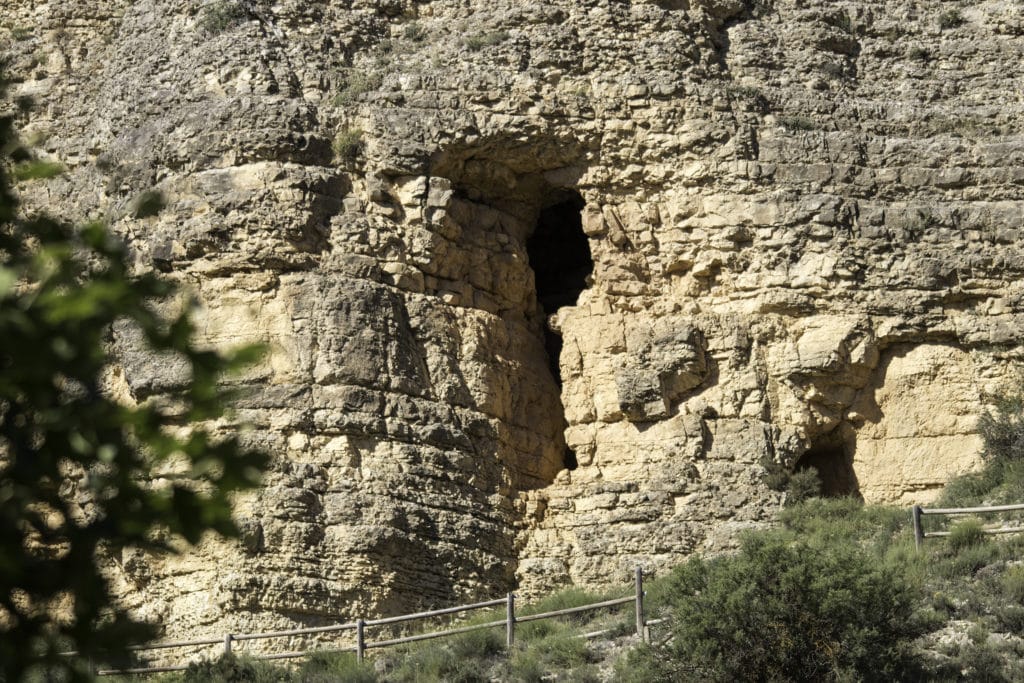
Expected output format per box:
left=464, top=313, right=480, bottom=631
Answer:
left=4, top=0, right=1024, bottom=648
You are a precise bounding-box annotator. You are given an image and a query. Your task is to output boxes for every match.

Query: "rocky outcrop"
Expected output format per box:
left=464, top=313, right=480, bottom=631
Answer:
left=3, top=0, right=1023, bottom=650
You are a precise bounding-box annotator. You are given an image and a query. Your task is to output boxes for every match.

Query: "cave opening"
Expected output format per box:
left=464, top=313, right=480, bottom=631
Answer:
left=526, top=191, right=592, bottom=471
left=794, top=426, right=861, bottom=498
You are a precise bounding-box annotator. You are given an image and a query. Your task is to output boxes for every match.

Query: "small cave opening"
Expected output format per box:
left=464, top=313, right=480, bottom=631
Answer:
left=526, top=191, right=592, bottom=471
left=527, top=193, right=592, bottom=315
left=794, top=426, right=861, bottom=499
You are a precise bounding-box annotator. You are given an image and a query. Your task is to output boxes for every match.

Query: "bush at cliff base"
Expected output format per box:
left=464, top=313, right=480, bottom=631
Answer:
left=618, top=532, right=928, bottom=682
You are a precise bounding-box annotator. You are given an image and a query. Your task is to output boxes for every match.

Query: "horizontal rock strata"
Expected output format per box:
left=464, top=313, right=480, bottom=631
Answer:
left=3, top=0, right=1022, bottom=649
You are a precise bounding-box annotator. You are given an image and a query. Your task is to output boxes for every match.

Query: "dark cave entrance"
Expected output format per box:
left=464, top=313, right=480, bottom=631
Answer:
left=794, top=426, right=861, bottom=499
left=526, top=192, right=592, bottom=471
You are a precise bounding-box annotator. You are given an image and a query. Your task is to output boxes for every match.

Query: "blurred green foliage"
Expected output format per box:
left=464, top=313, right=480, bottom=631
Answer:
left=0, top=75, right=266, bottom=681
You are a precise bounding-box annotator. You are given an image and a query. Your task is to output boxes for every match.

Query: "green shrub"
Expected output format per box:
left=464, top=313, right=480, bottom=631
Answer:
left=947, top=519, right=987, bottom=551
left=786, top=467, right=822, bottom=505
left=937, top=541, right=1000, bottom=579
left=298, top=652, right=379, bottom=683
left=778, top=115, right=816, bottom=131
left=930, top=589, right=956, bottom=614
left=760, top=455, right=791, bottom=492
left=173, top=653, right=288, bottom=682
left=958, top=638, right=1009, bottom=683
left=12, top=159, right=64, bottom=181
left=625, top=534, right=927, bottom=682
left=530, top=631, right=593, bottom=668
left=760, top=458, right=821, bottom=506
left=503, top=636, right=594, bottom=682
left=463, top=31, right=509, bottom=51
left=938, top=10, right=965, bottom=30
left=938, top=459, right=1010, bottom=507
left=333, top=71, right=383, bottom=106
left=908, top=46, right=932, bottom=62
left=937, top=448, right=1024, bottom=511
left=403, top=22, right=428, bottom=42
left=979, top=391, right=1024, bottom=461
left=505, top=649, right=544, bottom=683
left=132, top=189, right=166, bottom=219
left=200, top=1, right=248, bottom=34
left=450, top=626, right=505, bottom=660
left=1002, top=565, right=1024, bottom=603
left=996, top=603, right=1024, bottom=634
left=382, top=631, right=494, bottom=683
left=520, top=586, right=615, bottom=628
left=780, top=496, right=908, bottom=544
left=333, top=128, right=365, bottom=162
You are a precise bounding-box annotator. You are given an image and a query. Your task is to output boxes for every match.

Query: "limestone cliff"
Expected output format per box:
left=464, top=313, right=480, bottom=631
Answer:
left=3, top=0, right=1023, bottom=650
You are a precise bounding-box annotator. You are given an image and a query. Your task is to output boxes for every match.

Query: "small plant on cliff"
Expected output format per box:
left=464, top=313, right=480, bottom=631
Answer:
left=908, top=46, right=932, bottom=62
left=938, top=10, right=965, bottom=30
left=827, top=9, right=854, bottom=34
left=778, top=115, right=816, bottom=131
left=0, top=74, right=267, bottom=681
left=333, top=128, right=365, bottom=163
left=402, top=21, right=428, bottom=43
left=9, top=26, right=34, bottom=41
left=463, top=30, right=510, bottom=51
left=199, top=1, right=248, bottom=34
left=333, top=70, right=383, bottom=107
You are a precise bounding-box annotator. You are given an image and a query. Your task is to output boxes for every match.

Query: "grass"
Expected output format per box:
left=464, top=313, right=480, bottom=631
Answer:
left=938, top=458, right=1024, bottom=509
left=778, top=115, right=817, bottom=131
left=760, top=456, right=822, bottom=506
left=333, top=128, right=365, bottom=163
left=725, top=84, right=762, bottom=99
left=333, top=71, right=383, bottom=106
left=462, top=31, right=510, bottom=51
left=13, top=160, right=65, bottom=182
left=118, top=582, right=631, bottom=682
left=826, top=10, right=854, bottom=34
left=199, top=1, right=248, bottom=34
left=938, top=10, right=965, bottom=30
left=908, top=46, right=932, bottom=62
left=947, top=519, right=987, bottom=551
left=402, top=22, right=428, bottom=43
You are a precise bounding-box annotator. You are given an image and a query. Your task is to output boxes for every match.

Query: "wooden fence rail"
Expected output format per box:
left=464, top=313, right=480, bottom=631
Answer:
left=92, top=567, right=649, bottom=676
left=912, top=502, right=1024, bottom=549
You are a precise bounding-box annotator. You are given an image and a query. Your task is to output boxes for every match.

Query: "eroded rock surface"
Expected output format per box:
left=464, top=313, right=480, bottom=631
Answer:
left=3, top=0, right=1023, bottom=649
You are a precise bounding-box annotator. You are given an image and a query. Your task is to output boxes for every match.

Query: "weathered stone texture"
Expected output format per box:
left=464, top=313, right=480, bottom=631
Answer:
left=3, top=0, right=1023, bottom=649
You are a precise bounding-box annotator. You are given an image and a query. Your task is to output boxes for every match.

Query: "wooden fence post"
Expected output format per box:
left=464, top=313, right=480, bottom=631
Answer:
left=356, top=618, right=365, bottom=663
left=912, top=505, right=923, bottom=550
left=506, top=593, right=515, bottom=649
left=223, top=633, right=233, bottom=654
left=635, top=566, right=645, bottom=642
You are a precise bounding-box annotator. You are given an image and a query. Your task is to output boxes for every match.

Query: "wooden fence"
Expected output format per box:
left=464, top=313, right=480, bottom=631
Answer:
left=92, top=567, right=650, bottom=676
left=911, top=502, right=1024, bottom=549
